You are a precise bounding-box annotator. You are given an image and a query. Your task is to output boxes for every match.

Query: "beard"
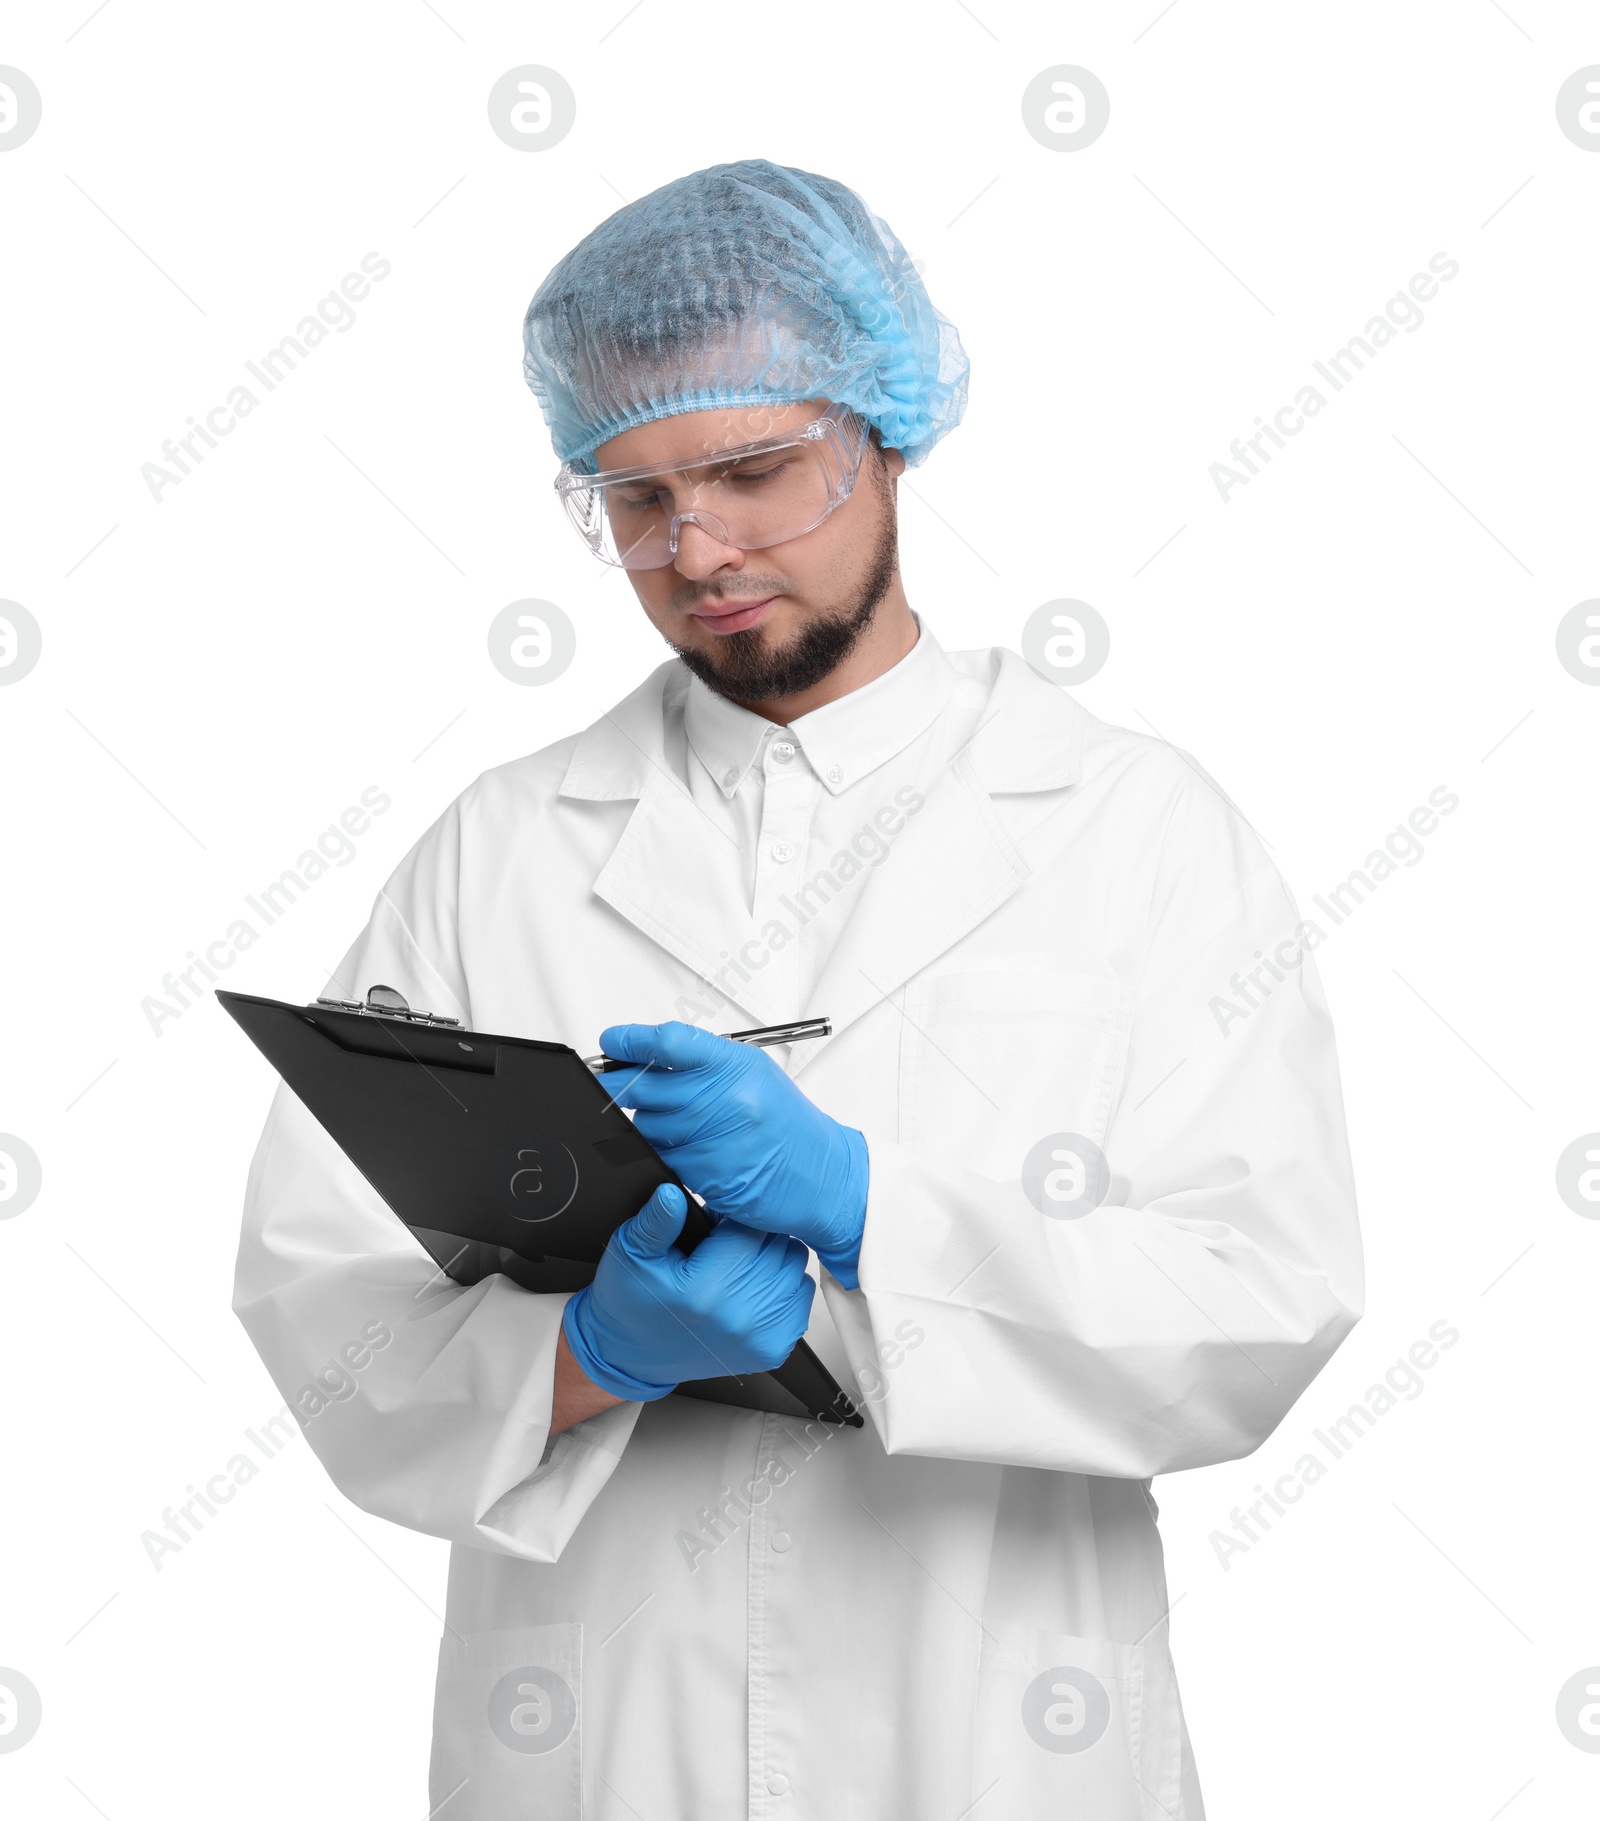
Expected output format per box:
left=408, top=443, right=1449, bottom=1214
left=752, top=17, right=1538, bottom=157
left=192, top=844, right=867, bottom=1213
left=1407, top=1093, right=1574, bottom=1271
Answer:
left=668, top=483, right=899, bottom=707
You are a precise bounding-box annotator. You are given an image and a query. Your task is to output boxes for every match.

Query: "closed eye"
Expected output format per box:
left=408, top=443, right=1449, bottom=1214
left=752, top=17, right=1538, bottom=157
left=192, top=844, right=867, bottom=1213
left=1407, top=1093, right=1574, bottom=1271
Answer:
left=615, top=487, right=667, bottom=511
left=722, top=461, right=791, bottom=486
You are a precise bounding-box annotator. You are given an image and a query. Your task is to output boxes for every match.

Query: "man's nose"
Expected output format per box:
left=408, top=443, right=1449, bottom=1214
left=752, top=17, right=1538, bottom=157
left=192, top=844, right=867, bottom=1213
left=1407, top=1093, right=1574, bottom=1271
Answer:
left=671, top=515, right=745, bottom=580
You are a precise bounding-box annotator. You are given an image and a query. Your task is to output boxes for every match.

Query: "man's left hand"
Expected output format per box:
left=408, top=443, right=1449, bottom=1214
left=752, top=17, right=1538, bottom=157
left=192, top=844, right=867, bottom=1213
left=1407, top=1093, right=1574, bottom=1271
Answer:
left=597, top=1021, right=868, bottom=1289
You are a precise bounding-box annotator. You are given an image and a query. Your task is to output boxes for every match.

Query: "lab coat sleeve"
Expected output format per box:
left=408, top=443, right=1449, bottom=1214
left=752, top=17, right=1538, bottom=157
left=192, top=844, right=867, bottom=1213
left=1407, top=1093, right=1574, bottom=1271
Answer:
left=820, top=770, right=1364, bottom=1479
left=231, top=802, right=643, bottom=1560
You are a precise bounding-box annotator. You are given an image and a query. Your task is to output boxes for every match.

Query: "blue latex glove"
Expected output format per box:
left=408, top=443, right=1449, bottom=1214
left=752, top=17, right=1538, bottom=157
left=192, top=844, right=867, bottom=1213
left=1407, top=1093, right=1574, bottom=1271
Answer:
left=562, top=1182, right=816, bottom=1401
left=597, top=1021, right=870, bottom=1289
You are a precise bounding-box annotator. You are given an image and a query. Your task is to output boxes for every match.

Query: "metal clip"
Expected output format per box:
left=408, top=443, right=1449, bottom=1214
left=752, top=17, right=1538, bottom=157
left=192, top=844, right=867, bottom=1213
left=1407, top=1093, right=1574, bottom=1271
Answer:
left=314, top=984, right=461, bottom=1027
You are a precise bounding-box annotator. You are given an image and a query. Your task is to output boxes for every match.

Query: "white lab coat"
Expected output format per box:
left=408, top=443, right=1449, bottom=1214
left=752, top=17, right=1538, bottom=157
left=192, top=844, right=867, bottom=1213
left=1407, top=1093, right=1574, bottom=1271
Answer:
left=234, top=644, right=1362, bottom=1820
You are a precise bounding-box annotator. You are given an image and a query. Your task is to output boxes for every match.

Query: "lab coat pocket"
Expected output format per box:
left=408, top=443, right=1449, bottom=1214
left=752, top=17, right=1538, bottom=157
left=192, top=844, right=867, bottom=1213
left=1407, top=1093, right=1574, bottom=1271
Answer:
left=429, top=1620, right=583, bottom=1820
left=973, top=1623, right=1156, bottom=1821
left=901, top=968, right=1126, bottom=1178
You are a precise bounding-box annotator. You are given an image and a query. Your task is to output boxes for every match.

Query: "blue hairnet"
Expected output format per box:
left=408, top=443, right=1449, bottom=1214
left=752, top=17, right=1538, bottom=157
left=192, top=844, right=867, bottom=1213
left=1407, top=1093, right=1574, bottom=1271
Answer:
left=522, top=159, right=969, bottom=473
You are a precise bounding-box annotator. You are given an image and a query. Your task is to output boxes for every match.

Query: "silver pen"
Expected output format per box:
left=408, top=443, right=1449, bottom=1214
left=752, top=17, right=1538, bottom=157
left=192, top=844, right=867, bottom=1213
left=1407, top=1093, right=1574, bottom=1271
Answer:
left=584, top=1017, right=832, bottom=1074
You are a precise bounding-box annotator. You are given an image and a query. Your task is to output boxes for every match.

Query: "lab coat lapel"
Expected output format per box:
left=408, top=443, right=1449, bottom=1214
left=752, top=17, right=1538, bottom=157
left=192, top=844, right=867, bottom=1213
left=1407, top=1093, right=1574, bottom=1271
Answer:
left=589, top=770, right=791, bottom=1028
left=794, top=747, right=1031, bottom=1075
left=793, top=653, right=1086, bottom=1081
left=560, top=665, right=789, bottom=1029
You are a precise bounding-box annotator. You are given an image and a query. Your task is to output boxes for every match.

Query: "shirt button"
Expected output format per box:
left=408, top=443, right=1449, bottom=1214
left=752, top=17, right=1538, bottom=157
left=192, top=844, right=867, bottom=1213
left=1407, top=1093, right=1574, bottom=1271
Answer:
left=769, top=841, right=796, bottom=863
left=766, top=1774, right=790, bottom=1796
left=826, top=764, right=843, bottom=785
left=723, top=767, right=739, bottom=788
left=771, top=740, right=796, bottom=764
left=770, top=1530, right=792, bottom=1553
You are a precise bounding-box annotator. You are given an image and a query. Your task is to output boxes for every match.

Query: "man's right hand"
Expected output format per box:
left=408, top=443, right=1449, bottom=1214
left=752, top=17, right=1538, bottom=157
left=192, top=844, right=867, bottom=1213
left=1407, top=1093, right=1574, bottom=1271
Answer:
left=560, top=1183, right=816, bottom=1402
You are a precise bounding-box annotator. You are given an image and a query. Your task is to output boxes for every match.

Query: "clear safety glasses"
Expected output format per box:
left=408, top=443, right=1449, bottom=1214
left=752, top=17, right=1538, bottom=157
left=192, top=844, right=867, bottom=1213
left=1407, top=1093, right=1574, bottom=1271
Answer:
left=555, top=409, right=871, bottom=570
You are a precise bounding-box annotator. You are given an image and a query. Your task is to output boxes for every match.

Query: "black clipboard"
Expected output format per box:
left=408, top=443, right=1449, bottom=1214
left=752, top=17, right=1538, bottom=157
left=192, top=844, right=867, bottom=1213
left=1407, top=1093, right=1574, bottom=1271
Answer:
left=219, top=987, right=861, bottom=1426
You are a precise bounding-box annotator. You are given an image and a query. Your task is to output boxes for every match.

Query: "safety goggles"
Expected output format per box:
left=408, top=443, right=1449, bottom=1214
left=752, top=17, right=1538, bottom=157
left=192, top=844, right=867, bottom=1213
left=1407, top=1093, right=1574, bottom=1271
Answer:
left=555, top=409, right=871, bottom=570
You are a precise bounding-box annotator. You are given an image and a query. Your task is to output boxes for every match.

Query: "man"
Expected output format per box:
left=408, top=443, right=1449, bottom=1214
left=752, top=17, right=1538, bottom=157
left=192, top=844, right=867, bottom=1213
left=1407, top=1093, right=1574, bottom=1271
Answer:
left=235, top=159, right=1362, bottom=1818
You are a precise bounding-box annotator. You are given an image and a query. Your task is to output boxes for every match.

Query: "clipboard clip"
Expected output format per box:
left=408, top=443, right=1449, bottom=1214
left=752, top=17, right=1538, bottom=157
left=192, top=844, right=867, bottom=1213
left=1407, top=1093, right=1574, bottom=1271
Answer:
left=314, top=984, right=461, bottom=1028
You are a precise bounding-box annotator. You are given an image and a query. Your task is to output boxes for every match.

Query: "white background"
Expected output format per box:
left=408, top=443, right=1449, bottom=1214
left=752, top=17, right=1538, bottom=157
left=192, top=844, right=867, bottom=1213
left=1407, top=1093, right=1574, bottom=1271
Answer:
left=2, top=2, right=1597, bottom=1815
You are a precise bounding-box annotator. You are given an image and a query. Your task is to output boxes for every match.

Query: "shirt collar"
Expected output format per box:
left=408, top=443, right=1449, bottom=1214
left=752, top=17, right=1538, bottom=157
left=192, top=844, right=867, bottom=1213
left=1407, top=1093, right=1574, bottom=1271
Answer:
left=683, top=615, right=959, bottom=799
left=682, top=675, right=771, bottom=798
left=558, top=638, right=1086, bottom=805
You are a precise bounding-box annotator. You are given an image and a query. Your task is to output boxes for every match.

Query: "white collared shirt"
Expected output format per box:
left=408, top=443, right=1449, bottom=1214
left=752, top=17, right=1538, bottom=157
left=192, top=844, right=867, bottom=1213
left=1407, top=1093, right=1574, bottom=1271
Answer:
left=669, top=616, right=987, bottom=1011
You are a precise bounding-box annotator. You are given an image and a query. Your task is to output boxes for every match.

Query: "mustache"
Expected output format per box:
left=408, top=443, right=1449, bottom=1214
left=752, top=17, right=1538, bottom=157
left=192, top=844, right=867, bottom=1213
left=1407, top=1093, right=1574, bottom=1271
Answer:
left=672, top=578, right=792, bottom=611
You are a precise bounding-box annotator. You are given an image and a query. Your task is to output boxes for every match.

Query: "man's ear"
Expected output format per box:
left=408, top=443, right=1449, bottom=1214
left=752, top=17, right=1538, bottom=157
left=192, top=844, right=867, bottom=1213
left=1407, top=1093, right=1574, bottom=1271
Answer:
left=883, top=447, right=907, bottom=480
